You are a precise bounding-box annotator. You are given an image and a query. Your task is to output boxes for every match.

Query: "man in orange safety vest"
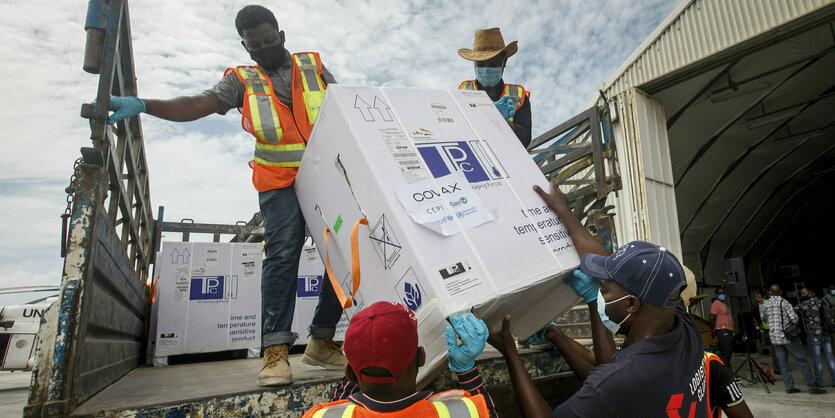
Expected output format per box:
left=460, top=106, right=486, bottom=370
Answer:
left=103, top=5, right=345, bottom=387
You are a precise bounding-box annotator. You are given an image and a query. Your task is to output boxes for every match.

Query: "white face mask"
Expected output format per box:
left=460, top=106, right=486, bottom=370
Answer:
left=597, top=289, right=632, bottom=334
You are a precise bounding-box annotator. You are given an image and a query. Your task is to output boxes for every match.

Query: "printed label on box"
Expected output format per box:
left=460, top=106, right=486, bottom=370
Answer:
left=205, top=248, right=219, bottom=266
left=369, top=214, right=402, bottom=270
left=175, top=268, right=190, bottom=302
left=436, top=259, right=481, bottom=297
left=395, top=172, right=493, bottom=236
left=378, top=127, right=430, bottom=184
left=242, top=261, right=256, bottom=278
left=298, top=275, right=323, bottom=298
left=158, top=332, right=179, bottom=346
left=303, top=246, right=319, bottom=263
left=408, top=128, right=435, bottom=142
left=189, top=276, right=238, bottom=301
left=429, top=102, right=455, bottom=124
left=394, top=268, right=426, bottom=313
left=417, top=140, right=508, bottom=184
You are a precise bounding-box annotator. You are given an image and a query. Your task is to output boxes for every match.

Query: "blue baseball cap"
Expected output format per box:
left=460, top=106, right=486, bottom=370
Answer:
left=579, top=241, right=686, bottom=308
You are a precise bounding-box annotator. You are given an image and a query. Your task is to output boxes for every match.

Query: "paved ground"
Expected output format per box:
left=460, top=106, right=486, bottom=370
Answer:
left=0, top=371, right=31, bottom=417
left=3, top=350, right=835, bottom=416
left=730, top=353, right=835, bottom=417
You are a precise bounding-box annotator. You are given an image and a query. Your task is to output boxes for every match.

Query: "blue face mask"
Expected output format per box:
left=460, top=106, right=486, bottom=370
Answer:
left=475, top=67, right=503, bottom=88
left=718, top=294, right=726, bottom=301
left=597, top=289, right=632, bottom=334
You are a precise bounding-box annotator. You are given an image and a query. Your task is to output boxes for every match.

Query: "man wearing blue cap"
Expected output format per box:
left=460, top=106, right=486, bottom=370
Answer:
left=486, top=184, right=710, bottom=417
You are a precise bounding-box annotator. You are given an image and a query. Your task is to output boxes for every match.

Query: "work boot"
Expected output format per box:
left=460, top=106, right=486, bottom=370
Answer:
left=302, top=338, right=348, bottom=370
left=257, top=344, right=292, bottom=387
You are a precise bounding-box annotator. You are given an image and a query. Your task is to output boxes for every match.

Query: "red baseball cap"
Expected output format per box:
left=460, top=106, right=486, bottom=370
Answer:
left=344, top=302, right=419, bottom=384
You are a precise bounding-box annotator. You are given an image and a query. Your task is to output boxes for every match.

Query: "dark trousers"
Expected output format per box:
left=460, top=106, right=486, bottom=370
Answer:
left=259, top=185, right=343, bottom=347
left=715, top=329, right=735, bottom=372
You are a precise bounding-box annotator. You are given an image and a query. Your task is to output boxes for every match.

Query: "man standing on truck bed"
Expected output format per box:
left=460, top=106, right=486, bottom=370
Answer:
left=103, top=5, right=345, bottom=387
left=458, top=28, right=532, bottom=148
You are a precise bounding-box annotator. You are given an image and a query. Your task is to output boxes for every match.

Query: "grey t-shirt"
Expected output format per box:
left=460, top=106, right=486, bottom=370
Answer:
left=203, top=49, right=336, bottom=115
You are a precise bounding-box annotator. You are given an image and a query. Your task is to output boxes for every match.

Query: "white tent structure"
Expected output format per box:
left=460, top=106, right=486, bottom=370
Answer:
left=595, top=0, right=835, bottom=293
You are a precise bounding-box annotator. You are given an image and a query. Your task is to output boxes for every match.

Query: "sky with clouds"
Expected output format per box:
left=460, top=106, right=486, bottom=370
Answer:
left=0, top=0, right=676, bottom=306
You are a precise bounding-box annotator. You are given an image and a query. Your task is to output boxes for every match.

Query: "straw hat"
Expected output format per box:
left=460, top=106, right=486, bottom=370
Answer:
left=458, top=28, right=518, bottom=62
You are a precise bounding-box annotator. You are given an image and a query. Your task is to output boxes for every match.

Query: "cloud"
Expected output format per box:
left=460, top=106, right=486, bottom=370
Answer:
left=0, top=0, right=676, bottom=294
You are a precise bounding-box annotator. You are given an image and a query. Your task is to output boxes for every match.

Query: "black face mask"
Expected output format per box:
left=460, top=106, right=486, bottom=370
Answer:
left=800, top=295, right=811, bottom=302
left=249, top=44, right=285, bottom=70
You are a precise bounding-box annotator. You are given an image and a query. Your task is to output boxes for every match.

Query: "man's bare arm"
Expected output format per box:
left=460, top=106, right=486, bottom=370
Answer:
left=533, top=184, right=609, bottom=258
left=488, top=316, right=552, bottom=418
left=144, top=94, right=219, bottom=122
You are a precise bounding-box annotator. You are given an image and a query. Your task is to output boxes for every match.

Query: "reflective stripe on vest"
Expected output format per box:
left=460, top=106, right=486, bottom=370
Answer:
left=314, top=398, right=479, bottom=417
left=293, top=52, right=326, bottom=125
left=237, top=66, right=283, bottom=144
left=432, top=398, right=480, bottom=417
left=312, top=403, right=357, bottom=418
left=234, top=66, right=307, bottom=167
left=503, top=84, right=524, bottom=112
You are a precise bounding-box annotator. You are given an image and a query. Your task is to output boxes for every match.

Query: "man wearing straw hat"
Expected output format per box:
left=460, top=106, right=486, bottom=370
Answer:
left=459, top=28, right=532, bottom=148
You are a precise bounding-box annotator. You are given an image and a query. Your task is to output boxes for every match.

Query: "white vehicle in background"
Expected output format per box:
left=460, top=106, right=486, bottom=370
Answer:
left=0, top=289, right=58, bottom=372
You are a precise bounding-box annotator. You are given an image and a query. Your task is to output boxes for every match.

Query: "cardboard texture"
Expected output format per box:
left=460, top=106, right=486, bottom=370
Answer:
left=154, top=242, right=262, bottom=357
left=295, top=86, right=581, bottom=384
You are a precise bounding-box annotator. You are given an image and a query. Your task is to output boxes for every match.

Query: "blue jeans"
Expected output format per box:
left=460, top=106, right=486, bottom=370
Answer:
left=808, top=335, right=835, bottom=387
left=774, top=339, right=816, bottom=389
left=259, top=185, right=343, bottom=347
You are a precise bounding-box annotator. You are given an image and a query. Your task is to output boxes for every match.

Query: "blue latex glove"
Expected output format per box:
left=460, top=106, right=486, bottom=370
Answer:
left=445, top=314, right=488, bottom=373
left=563, top=269, right=600, bottom=303
left=525, top=321, right=558, bottom=345
left=493, top=95, right=516, bottom=121
left=100, top=96, right=146, bottom=124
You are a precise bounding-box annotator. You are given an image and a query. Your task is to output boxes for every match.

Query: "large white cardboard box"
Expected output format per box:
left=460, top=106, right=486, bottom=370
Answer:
left=154, top=242, right=262, bottom=357
left=293, top=244, right=350, bottom=344
left=295, top=86, right=581, bottom=383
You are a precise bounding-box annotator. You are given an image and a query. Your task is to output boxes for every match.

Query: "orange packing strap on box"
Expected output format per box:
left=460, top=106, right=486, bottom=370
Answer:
left=148, top=275, right=160, bottom=305
left=324, top=218, right=369, bottom=310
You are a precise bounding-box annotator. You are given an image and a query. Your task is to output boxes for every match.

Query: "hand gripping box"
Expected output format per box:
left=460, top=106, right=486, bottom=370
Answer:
left=295, top=86, right=581, bottom=384
left=154, top=242, right=262, bottom=357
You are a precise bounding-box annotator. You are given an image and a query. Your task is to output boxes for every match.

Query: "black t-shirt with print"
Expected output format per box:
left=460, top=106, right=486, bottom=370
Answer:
left=552, top=307, right=709, bottom=418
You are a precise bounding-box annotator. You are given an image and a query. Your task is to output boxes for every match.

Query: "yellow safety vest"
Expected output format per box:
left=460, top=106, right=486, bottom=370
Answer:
left=458, top=80, right=528, bottom=123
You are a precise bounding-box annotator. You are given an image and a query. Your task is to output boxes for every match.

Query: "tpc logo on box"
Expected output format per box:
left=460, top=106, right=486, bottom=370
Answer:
left=417, top=141, right=508, bottom=183
left=190, top=276, right=238, bottom=300
left=297, top=275, right=323, bottom=298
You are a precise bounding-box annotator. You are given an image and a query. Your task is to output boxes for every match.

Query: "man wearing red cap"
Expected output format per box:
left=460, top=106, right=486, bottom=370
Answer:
left=303, top=302, right=497, bottom=417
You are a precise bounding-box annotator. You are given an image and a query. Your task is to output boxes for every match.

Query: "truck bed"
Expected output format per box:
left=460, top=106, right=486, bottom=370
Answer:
left=69, top=346, right=585, bottom=417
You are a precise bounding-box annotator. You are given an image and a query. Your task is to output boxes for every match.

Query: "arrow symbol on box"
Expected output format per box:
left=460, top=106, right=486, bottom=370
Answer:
left=373, top=96, right=394, bottom=122
left=353, top=95, right=375, bottom=121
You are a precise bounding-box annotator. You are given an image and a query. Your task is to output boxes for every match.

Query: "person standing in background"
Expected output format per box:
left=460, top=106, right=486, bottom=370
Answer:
left=797, top=288, right=835, bottom=388
left=710, top=287, right=735, bottom=371
left=458, top=28, right=532, bottom=148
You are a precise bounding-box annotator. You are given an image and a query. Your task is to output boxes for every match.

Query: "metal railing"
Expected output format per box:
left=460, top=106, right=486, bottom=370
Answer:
left=528, top=103, right=621, bottom=248
left=78, top=0, right=155, bottom=282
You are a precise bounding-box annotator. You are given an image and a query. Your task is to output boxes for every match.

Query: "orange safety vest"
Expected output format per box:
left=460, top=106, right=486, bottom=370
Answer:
left=303, top=390, right=490, bottom=418
left=704, top=352, right=720, bottom=418
left=458, top=80, right=528, bottom=122
left=226, top=52, right=327, bottom=192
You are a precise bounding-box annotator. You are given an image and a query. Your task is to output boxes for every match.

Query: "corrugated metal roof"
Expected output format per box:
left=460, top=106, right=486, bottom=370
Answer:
left=600, top=0, right=834, bottom=98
